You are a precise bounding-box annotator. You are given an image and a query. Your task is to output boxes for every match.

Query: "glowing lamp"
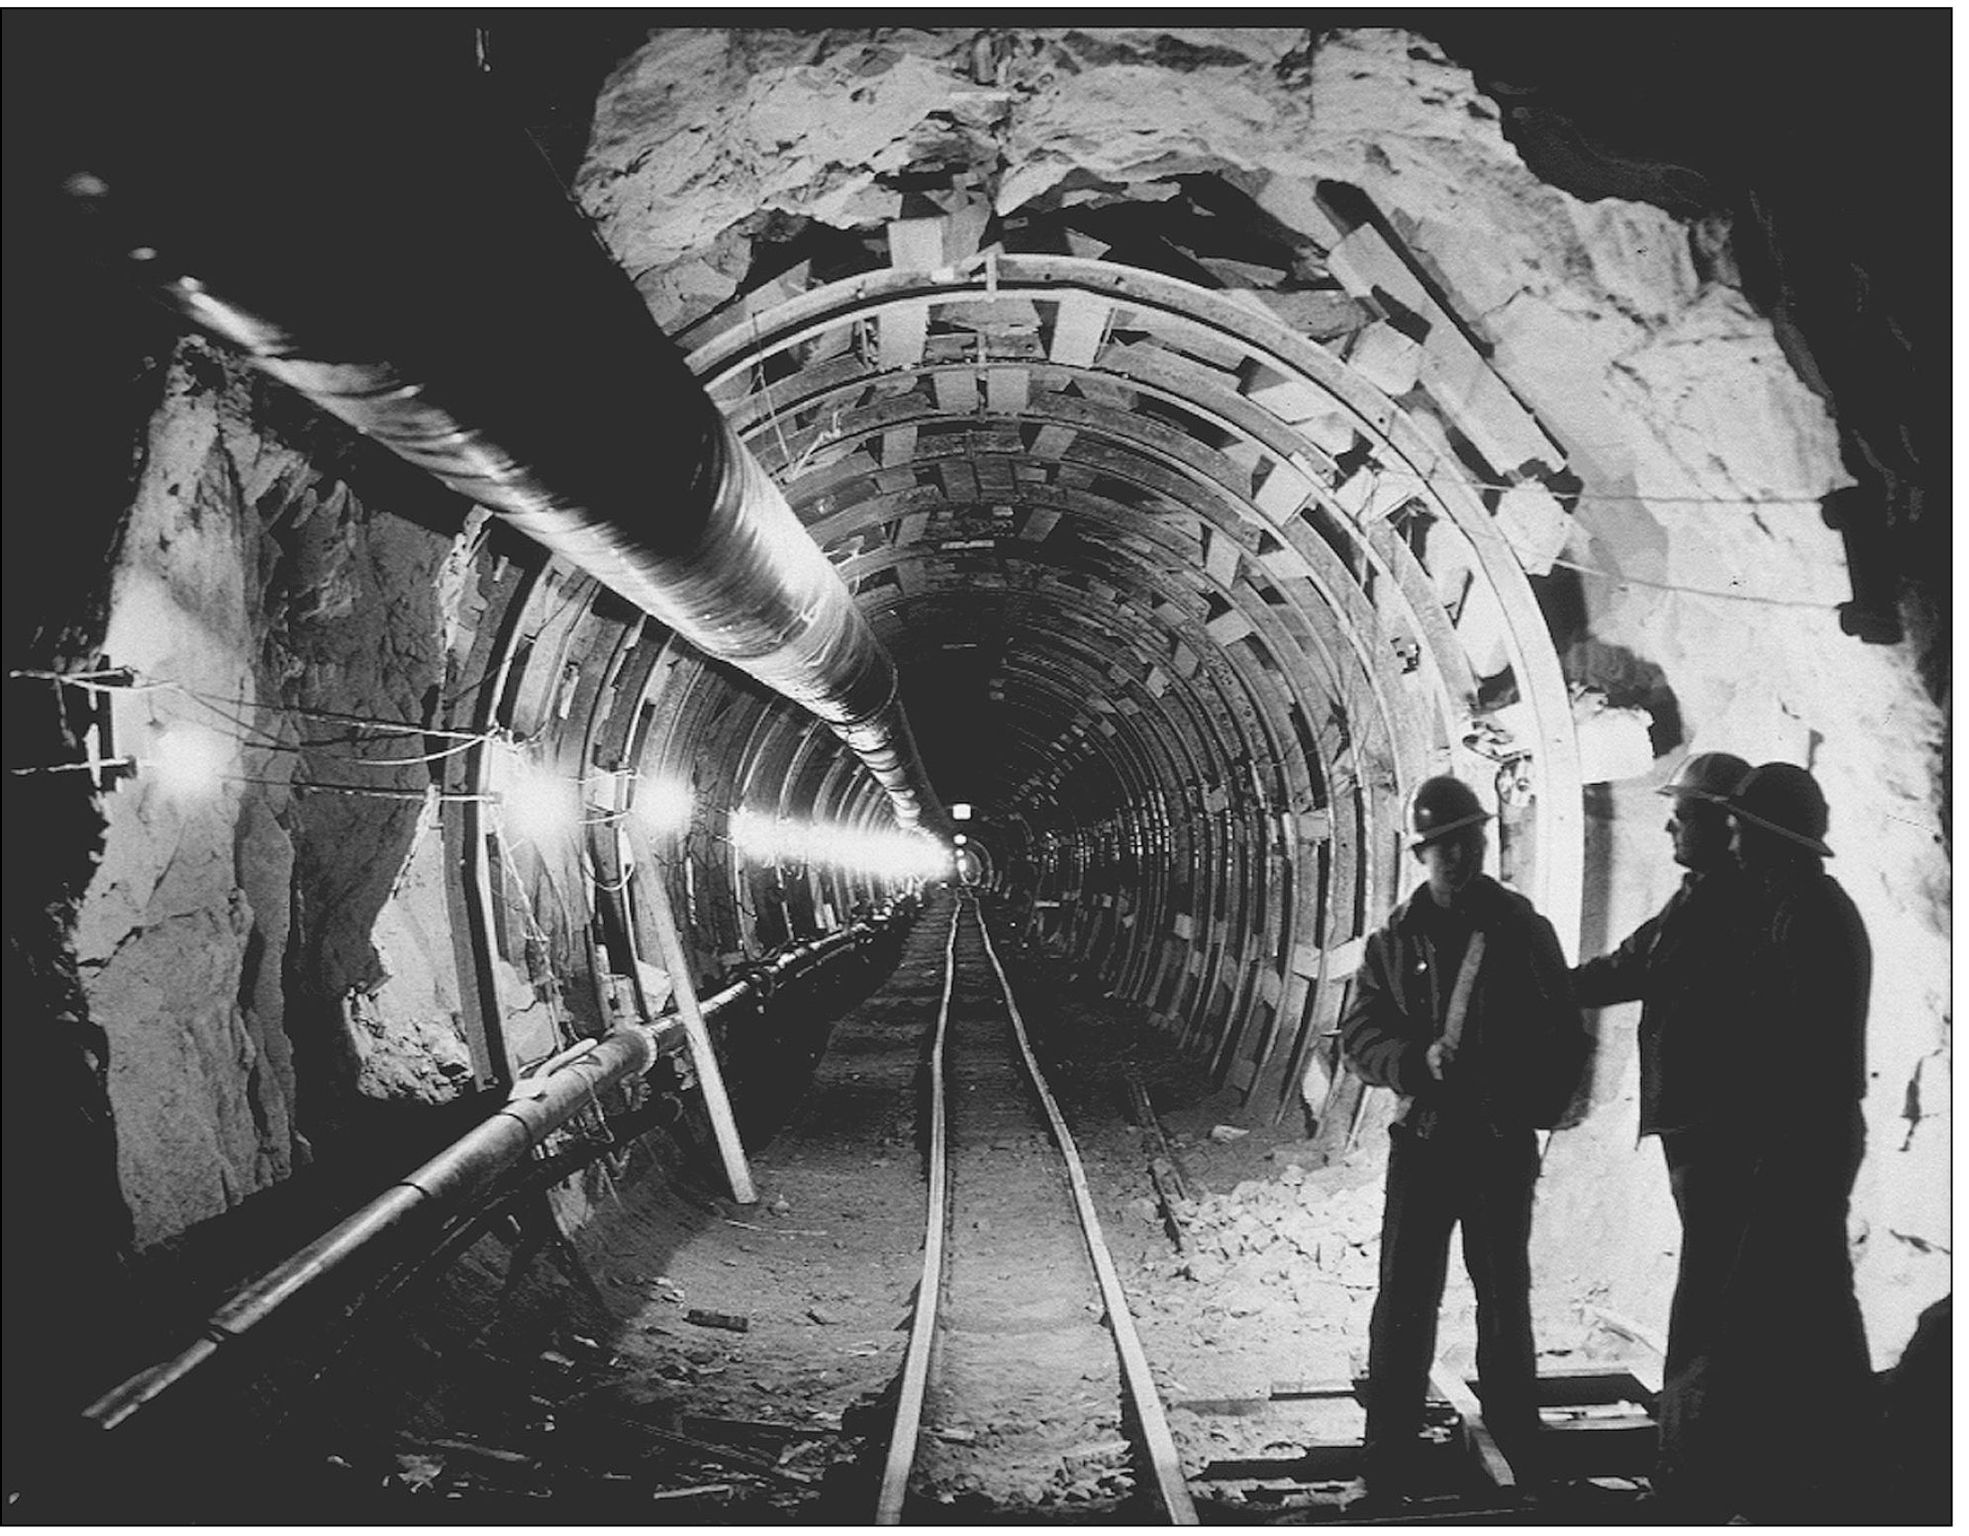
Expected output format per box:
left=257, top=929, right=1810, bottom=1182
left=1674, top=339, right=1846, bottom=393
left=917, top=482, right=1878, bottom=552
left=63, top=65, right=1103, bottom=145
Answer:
left=145, top=721, right=232, bottom=802
left=635, top=776, right=694, bottom=839
left=490, top=744, right=578, bottom=846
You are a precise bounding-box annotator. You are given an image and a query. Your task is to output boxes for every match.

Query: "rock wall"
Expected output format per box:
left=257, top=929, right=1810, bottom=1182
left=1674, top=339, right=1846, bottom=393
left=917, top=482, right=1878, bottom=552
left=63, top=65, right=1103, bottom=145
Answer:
left=72, top=342, right=479, bottom=1249
left=581, top=24, right=1949, bottom=1361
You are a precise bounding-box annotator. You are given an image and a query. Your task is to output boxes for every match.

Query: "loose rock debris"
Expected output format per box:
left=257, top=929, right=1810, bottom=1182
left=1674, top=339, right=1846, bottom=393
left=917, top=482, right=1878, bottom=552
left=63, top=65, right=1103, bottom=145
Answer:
left=296, top=920, right=1646, bottom=1520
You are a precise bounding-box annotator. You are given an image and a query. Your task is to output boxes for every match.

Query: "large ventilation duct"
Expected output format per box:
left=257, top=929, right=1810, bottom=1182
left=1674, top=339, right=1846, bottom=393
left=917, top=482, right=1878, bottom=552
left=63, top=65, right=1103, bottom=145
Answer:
left=54, top=22, right=944, bottom=833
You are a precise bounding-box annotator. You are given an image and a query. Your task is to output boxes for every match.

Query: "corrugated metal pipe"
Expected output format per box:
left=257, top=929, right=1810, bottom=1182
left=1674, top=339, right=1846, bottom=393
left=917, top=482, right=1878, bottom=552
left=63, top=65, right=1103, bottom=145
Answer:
left=55, top=22, right=944, bottom=833
left=83, top=907, right=905, bottom=1434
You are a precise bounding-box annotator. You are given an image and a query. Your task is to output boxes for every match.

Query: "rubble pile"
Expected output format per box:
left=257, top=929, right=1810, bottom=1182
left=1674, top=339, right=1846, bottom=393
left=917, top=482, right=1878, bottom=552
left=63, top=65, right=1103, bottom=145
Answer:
left=1137, top=1152, right=1616, bottom=1380
left=1174, top=1162, right=1383, bottom=1309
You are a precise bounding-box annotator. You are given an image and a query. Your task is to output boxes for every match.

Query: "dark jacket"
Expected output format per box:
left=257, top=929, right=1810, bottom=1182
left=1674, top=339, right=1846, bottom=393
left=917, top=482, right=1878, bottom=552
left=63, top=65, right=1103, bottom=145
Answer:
left=1742, top=860, right=1871, bottom=1126
left=1341, top=874, right=1586, bottom=1133
left=1572, top=865, right=1756, bottom=1138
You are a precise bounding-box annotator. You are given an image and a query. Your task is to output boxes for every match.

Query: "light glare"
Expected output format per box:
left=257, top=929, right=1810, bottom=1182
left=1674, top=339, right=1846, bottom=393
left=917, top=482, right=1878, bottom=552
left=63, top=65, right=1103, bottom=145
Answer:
left=146, top=722, right=232, bottom=802
left=730, top=807, right=950, bottom=882
left=636, top=776, right=694, bottom=838
left=490, top=744, right=578, bottom=846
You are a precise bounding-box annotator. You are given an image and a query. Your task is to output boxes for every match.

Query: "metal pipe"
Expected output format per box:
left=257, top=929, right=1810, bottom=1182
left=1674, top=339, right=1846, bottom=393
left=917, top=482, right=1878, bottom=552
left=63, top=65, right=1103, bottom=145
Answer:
left=83, top=909, right=902, bottom=1433
left=55, top=25, right=944, bottom=832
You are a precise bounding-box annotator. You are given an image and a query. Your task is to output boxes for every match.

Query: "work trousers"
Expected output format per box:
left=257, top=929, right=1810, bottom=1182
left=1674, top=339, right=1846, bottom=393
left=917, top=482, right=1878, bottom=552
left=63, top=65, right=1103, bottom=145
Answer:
left=1712, top=1104, right=1876, bottom=1524
left=1651, top=1126, right=1759, bottom=1517
left=1361, top=1122, right=1541, bottom=1490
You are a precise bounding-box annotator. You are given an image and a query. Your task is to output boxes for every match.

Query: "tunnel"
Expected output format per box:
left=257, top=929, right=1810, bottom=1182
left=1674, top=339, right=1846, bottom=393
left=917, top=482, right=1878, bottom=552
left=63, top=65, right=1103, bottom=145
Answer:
left=2, top=17, right=1949, bottom=1523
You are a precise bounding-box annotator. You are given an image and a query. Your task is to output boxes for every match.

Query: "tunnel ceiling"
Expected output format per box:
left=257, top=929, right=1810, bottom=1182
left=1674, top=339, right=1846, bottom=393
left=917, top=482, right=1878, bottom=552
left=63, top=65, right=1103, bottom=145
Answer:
left=690, top=246, right=1564, bottom=831
left=522, top=25, right=1661, bottom=939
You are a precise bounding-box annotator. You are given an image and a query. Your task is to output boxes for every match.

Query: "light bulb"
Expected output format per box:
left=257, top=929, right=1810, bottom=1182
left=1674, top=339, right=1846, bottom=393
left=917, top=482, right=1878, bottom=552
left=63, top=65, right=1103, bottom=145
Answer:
left=635, top=776, right=694, bottom=839
left=145, top=722, right=233, bottom=802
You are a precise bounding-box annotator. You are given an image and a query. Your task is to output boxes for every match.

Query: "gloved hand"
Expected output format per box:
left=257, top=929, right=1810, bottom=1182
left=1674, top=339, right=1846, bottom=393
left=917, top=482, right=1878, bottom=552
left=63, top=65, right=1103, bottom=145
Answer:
left=1426, top=1038, right=1456, bottom=1081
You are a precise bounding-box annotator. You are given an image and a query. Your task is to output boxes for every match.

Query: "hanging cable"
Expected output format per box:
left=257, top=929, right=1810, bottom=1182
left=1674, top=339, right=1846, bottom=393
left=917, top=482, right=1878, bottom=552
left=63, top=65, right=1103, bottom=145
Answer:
left=225, top=774, right=496, bottom=802
left=1540, top=552, right=1844, bottom=610
left=8, top=667, right=501, bottom=740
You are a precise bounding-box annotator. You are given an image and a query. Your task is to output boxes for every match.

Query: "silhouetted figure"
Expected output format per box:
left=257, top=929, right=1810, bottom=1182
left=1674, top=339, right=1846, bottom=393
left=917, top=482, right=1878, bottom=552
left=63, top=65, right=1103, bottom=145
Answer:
left=1571, top=750, right=1758, bottom=1518
left=1880, top=1294, right=1950, bottom=1524
left=1341, top=775, right=1588, bottom=1508
left=1718, top=761, right=1877, bottom=1522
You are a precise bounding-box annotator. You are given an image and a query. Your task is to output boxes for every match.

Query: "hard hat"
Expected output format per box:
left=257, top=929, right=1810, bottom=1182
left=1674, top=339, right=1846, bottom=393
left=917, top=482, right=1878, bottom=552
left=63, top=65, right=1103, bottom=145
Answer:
left=1657, top=750, right=1752, bottom=804
left=1729, top=761, right=1833, bottom=857
left=1409, top=775, right=1490, bottom=848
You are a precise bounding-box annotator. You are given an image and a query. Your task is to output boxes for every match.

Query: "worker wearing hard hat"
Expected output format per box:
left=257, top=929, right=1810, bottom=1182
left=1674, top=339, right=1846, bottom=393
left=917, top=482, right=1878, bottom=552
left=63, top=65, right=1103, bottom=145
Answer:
left=1340, top=774, right=1589, bottom=1510
left=1713, top=761, right=1876, bottom=1523
left=1570, top=750, right=1757, bottom=1520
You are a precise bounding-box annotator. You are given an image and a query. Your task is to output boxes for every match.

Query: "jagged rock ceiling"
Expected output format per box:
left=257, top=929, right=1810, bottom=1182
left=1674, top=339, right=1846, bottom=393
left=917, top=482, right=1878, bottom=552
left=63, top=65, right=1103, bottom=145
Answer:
left=479, top=16, right=1942, bottom=668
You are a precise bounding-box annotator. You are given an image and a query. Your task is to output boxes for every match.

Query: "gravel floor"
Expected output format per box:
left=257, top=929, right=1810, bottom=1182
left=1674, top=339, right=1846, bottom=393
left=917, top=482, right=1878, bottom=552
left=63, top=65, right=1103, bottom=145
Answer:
left=240, top=889, right=1647, bottom=1522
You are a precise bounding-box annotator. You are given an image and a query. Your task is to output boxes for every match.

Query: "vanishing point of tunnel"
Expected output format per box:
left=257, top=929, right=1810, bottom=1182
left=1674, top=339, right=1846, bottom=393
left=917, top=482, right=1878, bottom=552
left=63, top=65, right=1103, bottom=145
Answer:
left=1, top=17, right=1949, bottom=1525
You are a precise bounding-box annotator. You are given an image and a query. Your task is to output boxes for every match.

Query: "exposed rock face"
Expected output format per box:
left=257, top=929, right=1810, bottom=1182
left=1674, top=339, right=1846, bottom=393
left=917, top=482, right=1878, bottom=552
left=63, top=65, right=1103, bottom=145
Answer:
left=582, top=23, right=1947, bottom=1360
left=72, top=343, right=474, bottom=1247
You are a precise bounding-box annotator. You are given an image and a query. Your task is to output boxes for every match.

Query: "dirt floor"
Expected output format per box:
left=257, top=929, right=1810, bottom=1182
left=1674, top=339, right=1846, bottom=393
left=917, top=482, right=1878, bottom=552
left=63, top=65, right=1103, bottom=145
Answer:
left=221, top=891, right=1650, bottom=1522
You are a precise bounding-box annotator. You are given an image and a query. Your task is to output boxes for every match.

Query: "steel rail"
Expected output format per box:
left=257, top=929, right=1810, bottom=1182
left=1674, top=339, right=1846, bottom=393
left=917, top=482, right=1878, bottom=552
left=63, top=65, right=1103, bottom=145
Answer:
left=973, top=903, right=1199, bottom=1525
left=879, top=894, right=1197, bottom=1523
left=874, top=897, right=961, bottom=1524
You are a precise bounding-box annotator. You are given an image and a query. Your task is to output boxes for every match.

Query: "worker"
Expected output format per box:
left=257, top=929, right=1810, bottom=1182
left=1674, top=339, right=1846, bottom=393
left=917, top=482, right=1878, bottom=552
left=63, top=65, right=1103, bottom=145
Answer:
left=1569, top=749, right=1755, bottom=1519
left=1714, top=761, right=1876, bottom=1522
left=1341, top=774, right=1588, bottom=1507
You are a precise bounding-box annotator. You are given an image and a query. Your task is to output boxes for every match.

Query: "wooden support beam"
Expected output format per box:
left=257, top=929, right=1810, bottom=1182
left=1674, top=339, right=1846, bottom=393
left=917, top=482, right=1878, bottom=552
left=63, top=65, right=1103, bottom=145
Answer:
left=1049, top=291, right=1110, bottom=366
left=932, top=368, right=977, bottom=415
left=877, top=300, right=929, bottom=370
left=1429, top=1362, right=1517, bottom=1490
left=886, top=216, right=945, bottom=273
left=642, top=869, right=756, bottom=1205
left=985, top=366, right=1030, bottom=414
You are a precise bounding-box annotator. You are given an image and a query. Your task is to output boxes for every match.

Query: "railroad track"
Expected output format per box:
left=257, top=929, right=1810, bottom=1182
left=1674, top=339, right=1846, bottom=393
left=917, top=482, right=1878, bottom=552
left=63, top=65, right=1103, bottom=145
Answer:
left=875, top=891, right=1197, bottom=1523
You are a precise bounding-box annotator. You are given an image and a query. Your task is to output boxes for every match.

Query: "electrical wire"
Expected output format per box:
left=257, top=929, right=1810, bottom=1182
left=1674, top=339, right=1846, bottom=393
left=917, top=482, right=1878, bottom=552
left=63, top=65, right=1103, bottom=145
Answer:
left=225, top=774, right=495, bottom=802
left=1540, top=551, right=1844, bottom=610
left=484, top=804, right=576, bottom=1049
left=8, top=668, right=500, bottom=741
left=329, top=735, right=491, bottom=767
left=8, top=667, right=516, bottom=786
left=1426, top=473, right=1841, bottom=509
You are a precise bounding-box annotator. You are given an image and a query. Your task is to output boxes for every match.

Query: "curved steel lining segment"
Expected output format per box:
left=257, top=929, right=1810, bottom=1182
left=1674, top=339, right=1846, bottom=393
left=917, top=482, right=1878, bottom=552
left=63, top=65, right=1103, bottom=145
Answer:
left=862, top=557, right=1365, bottom=885
left=852, top=507, right=1411, bottom=809
left=888, top=595, right=1332, bottom=1006
left=699, top=258, right=1583, bottom=945
left=860, top=513, right=1379, bottom=977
